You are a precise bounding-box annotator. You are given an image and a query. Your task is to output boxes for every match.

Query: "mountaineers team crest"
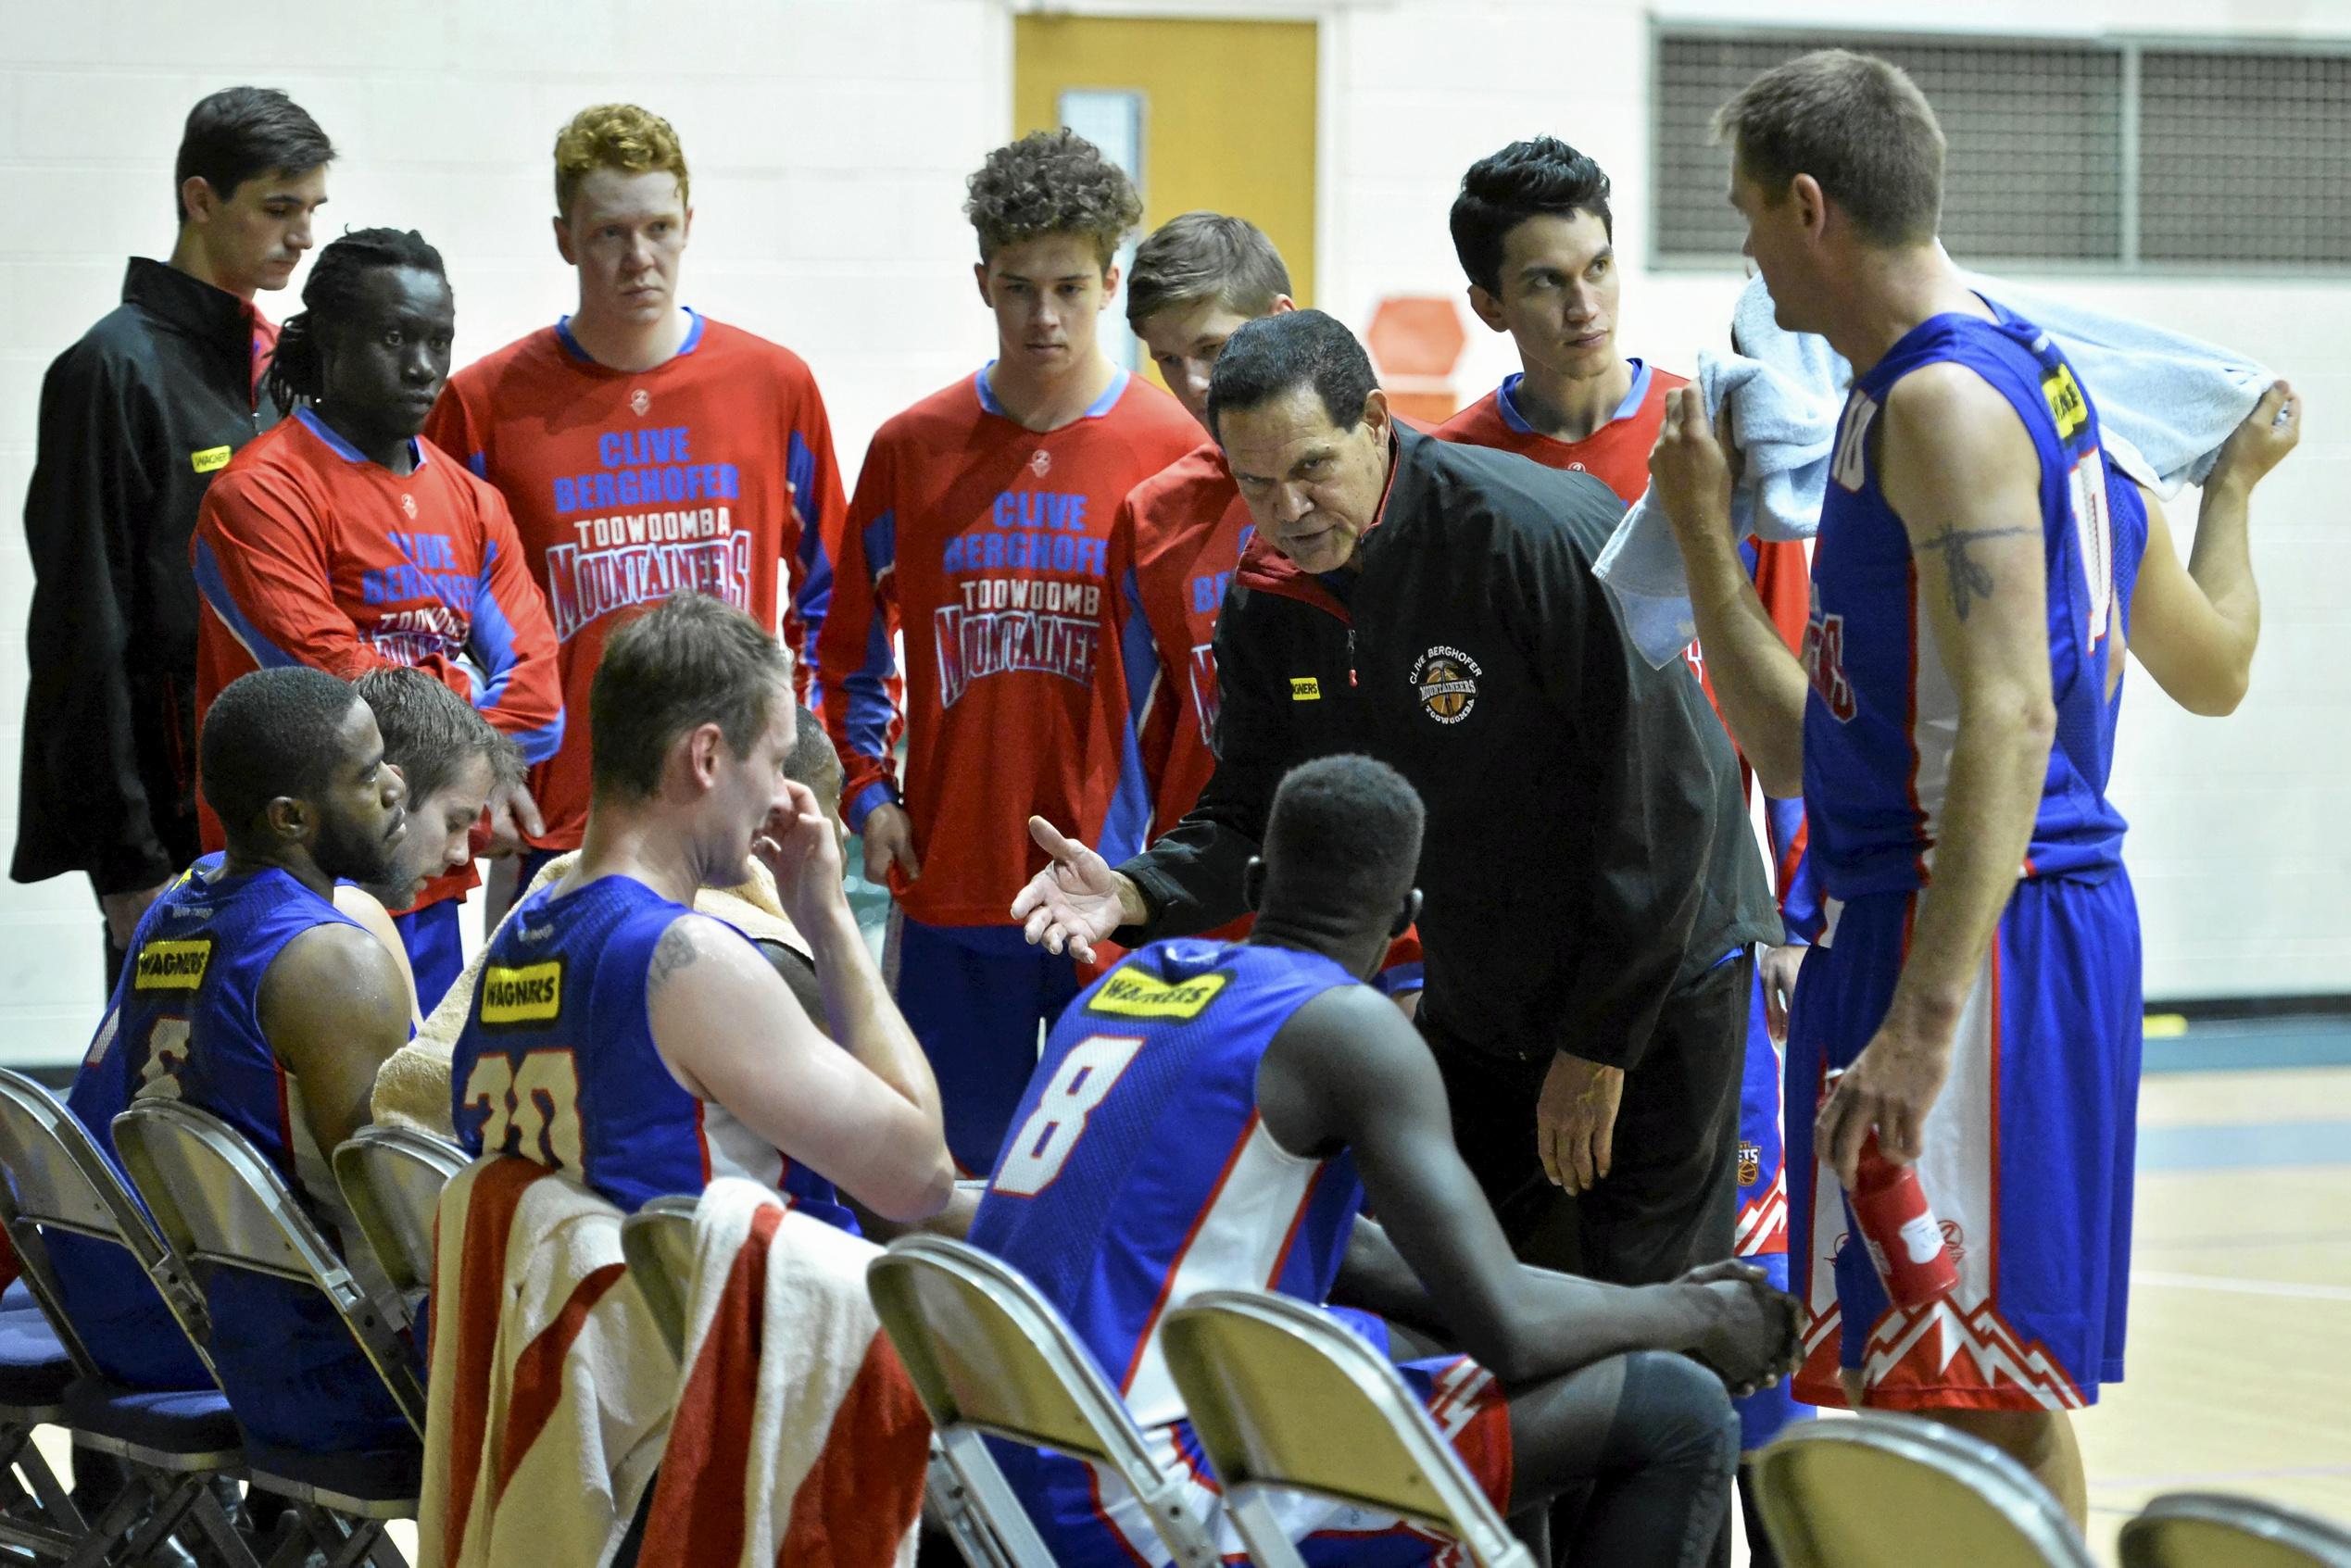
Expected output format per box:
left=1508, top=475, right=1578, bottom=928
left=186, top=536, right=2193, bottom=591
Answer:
left=1411, top=645, right=1481, bottom=724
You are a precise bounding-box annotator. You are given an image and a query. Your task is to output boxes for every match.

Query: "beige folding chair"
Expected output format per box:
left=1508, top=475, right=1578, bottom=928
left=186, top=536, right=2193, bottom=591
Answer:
left=616, top=1196, right=700, bottom=1362
left=2121, top=1492, right=2351, bottom=1568
left=115, top=1099, right=420, bottom=1566
left=1753, top=1413, right=2097, bottom=1568
left=332, top=1125, right=467, bottom=1308
left=868, top=1234, right=1221, bottom=1568
left=0, top=1068, right=257, bottom=1565
left=1160, top=1287, right=1536, bottom=1568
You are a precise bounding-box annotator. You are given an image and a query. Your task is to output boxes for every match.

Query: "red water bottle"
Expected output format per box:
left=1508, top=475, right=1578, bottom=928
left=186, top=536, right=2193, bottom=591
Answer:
left=1822, top=1070, right=1958, bottom=1308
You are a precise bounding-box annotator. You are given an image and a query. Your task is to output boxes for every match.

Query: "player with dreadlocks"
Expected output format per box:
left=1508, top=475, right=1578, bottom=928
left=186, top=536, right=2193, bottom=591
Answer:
left=194, top=227, right=563, bottom=1010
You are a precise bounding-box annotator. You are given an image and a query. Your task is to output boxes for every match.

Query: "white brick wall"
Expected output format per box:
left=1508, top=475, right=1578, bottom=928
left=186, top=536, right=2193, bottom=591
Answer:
left=2, top=0, right=2342, bottom=1062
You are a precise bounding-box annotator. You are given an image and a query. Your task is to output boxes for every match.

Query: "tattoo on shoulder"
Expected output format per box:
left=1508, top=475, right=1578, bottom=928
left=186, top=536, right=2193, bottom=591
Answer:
left=648, top=920, right=699, bottom=995
left=1917, top=523, right=2039, bottom=621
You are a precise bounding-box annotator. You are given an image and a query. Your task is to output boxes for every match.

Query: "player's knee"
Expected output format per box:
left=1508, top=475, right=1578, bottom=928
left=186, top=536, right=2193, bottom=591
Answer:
left=1930, top=1406, right=2065, bottom=1471
left=1621, top=1350, right=1741, bottom=1478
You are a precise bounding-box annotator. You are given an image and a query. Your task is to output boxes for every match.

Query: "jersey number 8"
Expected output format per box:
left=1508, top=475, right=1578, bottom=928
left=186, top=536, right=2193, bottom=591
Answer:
left=992, top=1035, right=1143, bottom=1198
left=462, top=1051, right=585, bottom=1172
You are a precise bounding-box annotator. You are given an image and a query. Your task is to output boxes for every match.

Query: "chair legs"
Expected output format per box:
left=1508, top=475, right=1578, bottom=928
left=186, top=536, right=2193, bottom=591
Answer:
left=0, top=1421, right=86, bottom=1559
left=62, top=1461, right=254, bottom=1568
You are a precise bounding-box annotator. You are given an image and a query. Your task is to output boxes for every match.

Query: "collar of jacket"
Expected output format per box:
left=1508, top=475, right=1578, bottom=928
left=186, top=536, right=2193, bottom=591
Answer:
left=1233, top=422, right=1416, bottom=619
left=121, top=256, right=263, bottom=351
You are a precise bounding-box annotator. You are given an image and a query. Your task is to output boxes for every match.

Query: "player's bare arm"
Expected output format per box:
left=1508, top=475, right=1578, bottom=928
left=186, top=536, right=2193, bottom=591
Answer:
left=648, top=912, right=954, bottom=1223
left=1264, top=984, right=1800, bottom=1392
left=1648, top=384, right=1809, bottom=796
left=2127, top=381, right=2297, bottom=716
left=260, top=922, right=416, bottom=1158
left=1819, top=364, right=2055, bottom=1185
left=332, top=883, right=421, bottom=1027
left=1010, top=815, right=1148, bottom=964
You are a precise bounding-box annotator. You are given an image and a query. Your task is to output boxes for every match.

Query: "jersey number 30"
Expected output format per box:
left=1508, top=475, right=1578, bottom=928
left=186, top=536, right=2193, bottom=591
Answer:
left=462, top=1051, right=585, bottom=1172
left=992, top=1035, right=1143, bottom=1197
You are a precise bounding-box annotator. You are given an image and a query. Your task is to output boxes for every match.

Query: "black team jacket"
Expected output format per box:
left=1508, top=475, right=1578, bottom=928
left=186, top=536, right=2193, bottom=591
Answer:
left=1115, top=423, right=1779, bottom=1070
left=14, top=258, right=280, bottom=894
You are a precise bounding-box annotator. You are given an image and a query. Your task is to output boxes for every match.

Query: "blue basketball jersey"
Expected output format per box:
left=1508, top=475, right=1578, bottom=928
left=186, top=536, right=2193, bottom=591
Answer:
left=61, top=853, right=410, bottom=1449
left=450, top=872, right=856, bottom=1230
left=1802, top=303, right=2126, bottom=899
left=968, top=938, right=1363, bottom=1426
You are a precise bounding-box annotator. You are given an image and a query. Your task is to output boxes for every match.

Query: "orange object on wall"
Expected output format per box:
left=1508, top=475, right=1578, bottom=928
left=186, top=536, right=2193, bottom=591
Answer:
left=1367, top=295, right=1469, bottom=424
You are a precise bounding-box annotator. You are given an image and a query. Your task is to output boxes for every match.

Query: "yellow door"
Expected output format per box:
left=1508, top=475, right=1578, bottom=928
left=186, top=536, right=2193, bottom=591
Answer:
left=1013, top=14, right=1317, bottom=374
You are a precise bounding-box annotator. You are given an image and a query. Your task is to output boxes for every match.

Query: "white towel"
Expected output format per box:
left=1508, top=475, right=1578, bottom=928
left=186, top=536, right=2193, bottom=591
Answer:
left=421, top=1157, right=673, bottom=1568
left=1597, top=270, right=2271, bottom=666
left=636, top=1179, right=927, bottom=1568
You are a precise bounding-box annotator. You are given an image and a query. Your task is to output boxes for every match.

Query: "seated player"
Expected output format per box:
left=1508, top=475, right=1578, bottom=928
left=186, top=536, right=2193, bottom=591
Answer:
left=337, top=667, right=524, bottom=1022
left=54, top=668, right=414, bottom=1451
left=970, top=755, right=1799, bottom=1568
left=451, top=592, right=955, bottom=1228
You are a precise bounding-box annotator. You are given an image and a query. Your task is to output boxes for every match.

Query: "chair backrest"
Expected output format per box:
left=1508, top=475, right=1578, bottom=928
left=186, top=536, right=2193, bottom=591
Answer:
left=0, top=1068, right=214, bottom=1377
left=332, top=1125, right=468, bottom=1298
left=113, top=1098, right=426, bottom=1436
left=618, top=1198, right=699, bottom=1362
left=867, top=1235, right=1219, bottom=1568
left=1753, top=1414, right=2098, bottom=1568
left=1160, top=1288, right=1536, bottom=1568
left=2121, top=1493, right=2351, bottom=1568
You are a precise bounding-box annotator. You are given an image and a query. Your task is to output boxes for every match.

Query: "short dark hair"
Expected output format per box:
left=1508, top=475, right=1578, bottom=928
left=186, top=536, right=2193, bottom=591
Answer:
left=1713, top=49, right=1946, bottom=248
left=784, top=705, right=838, bottom=794
left=174, top=86, right=334, bottom=224
left=263, top=227, right=448, bottom=410
left=353, top=668, right=522, bottom=809
left=590, top=593, right=791, bottom=804
left=965, top=129, right=1142, bottom=267
left=1205, top=309, right=1378, bottom=439
left=1450, top=137, right=1614, bottom=295
left=200, top=667, right=361, bottom=833
left=1126, top=212, right=1291, bottom=329
left=1261, top=755, right=1424, bottom=922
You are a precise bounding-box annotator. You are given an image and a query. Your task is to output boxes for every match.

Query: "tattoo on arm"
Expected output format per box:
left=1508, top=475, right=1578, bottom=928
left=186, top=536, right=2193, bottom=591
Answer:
left=1917, top=524, right=2039, bottom=621
left=647, top=920, right=699, bottom=996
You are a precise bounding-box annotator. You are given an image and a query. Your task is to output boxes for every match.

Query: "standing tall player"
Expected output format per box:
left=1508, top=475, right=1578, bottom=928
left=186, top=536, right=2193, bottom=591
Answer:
left=16, top=87, right=333, bottom=992
left=1439, top=135, right=1814, bottom=1550
left=194, top=229, right=563, bottom=1011
left=1651, top=50, right=2139, bottom=1520
left=816, top=131, right=1198, bottom=1173
left=427, top=103, right=847, bottom=905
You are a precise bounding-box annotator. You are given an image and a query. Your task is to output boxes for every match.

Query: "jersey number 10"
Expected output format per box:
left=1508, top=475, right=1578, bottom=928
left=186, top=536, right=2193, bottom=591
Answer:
left=462, top=1051, right=585, bottom=1172
left=991, top=1035, right=1143, bottom=1198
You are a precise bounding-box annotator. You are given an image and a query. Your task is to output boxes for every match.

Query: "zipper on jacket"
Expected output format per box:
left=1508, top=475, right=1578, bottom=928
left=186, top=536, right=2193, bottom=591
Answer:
left=1347, top=626, right=1357, bottom=687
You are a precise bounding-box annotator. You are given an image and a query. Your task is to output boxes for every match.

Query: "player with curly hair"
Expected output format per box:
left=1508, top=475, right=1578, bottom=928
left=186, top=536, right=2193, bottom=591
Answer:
left=816, top=130, right=1198, bottom=1173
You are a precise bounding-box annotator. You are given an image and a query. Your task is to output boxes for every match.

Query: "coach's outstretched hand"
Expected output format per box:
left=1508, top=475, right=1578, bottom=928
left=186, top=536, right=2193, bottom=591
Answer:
left=1010, top=817, right=1145, bottom=965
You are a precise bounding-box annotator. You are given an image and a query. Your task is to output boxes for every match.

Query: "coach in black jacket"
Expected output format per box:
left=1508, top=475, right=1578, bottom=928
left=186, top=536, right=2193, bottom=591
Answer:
left=13, top=89, right=331, bottom=989
left=1014, top=309, right=1779, bottom=1285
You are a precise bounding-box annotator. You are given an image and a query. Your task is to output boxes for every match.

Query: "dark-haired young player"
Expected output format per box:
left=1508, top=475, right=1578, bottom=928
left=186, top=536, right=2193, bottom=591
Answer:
left=193, top=228, right=562, bottom=1010
left=977, top=755, right=1798, bottom=1568
left=54, top=667, right=415, bottom=1451
left=815, top=131, right=1198, bottom=1173
left=17, top=87, right=334, bottom=990
left=1440, top=136, right=1818, bottom=1545
left=427, top=103, right=848, bottom=907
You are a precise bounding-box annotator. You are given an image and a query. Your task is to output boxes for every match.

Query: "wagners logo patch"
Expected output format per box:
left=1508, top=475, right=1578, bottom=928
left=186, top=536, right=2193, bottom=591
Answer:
left=2043, top=365, right=2088, bottom=442
left=1409, top=645, right=1482, bottom=725
left=133, top=939, right=212, bottom=991
left=1088, top=968, right=1228, bottom=1021
left=480, top=960, right=562, bottom=1024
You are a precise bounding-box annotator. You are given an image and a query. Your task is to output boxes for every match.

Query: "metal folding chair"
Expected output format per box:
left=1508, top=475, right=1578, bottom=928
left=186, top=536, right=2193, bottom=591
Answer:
left=2121, top=1492, right=2351, bottom=1568
left=332, top=1125, right=466, bottom=1310
left=868, top=1234, right=1220, bottom=1568
left=1159, top=1287, right=1536, bottom=1568
left=0, top=1067, right=255, bottom=1565
left=615, top=1197, right=699, bottom=1363
left=1753, top=1413, right=2098, bottom=1568
left=116, top=1098, right=420, bottom=1568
